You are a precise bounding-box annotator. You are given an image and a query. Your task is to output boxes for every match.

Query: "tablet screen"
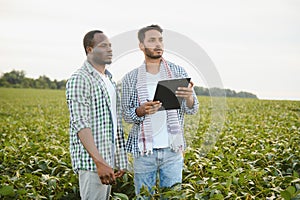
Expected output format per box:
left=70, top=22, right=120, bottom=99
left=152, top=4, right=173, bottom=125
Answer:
left=153, top=78, right=191, bottom=110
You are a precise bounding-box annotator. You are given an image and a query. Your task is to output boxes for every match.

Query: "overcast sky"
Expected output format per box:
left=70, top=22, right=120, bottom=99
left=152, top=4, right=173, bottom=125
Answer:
left=0, top=0, right=299, bottom=100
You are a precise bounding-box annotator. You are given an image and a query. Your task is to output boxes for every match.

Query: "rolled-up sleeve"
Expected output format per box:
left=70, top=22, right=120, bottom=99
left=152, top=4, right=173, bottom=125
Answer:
left=66, top=75, right=91, bottom=135
left=121, top=73, right=145, bottom=124
left=182, top=92, right=199, bottom=114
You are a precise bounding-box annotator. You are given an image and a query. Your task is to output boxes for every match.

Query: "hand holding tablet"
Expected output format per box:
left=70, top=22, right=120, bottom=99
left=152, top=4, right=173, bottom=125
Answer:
left=153, top=78, right=191, bottom=110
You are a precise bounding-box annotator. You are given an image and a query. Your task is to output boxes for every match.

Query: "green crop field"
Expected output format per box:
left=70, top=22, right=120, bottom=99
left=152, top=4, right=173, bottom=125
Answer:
left=0, top=88, right=299, bottom=199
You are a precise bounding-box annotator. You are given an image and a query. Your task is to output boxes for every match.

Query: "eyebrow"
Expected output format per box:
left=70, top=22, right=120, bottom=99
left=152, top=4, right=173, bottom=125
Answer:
left=97, top=41, right=111, bottom=45
left=148, top=36, right=163, bottom=40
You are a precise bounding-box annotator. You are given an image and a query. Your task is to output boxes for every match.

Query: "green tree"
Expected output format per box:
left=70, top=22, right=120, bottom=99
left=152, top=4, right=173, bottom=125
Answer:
left=0, top=70, right=26, bottom=87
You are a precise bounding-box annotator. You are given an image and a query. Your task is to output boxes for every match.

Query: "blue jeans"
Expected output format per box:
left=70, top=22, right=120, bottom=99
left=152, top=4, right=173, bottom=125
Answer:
left=133, top=148, right=183, bottom=195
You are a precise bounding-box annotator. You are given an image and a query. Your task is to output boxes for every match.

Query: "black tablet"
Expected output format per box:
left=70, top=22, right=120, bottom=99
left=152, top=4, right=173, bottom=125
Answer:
left=153, top=78, right=191, bottom=110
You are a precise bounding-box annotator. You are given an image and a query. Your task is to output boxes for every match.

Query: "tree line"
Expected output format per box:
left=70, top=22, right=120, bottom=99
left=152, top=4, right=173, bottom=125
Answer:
left=0, top=70, right=258, bottom=98
left=194, top=86, right=258, bottom=98
left=0, top=70, right=66, bottom=90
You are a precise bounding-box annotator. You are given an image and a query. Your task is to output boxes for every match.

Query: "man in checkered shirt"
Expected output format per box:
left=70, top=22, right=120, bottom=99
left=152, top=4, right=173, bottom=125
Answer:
left=66, top=30, right=127, bottom=200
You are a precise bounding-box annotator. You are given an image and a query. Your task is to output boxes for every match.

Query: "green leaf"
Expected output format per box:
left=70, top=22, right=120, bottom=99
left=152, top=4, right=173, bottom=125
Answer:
left=211, top=193, right=224, bottom=200
left=286, top=186, right=296, bottom=195
left=0, top=185, right=15, bottom=196
left=281, top=190, right=291, bottom=200
left=17, top=189, right=27, bottom=195
left=113, top=192, right=129, bottom=200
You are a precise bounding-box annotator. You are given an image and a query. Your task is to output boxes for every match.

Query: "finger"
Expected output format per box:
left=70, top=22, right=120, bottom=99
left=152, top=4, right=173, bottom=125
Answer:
left=176, top=91, right=193, bottom=96
left=120, top=170, right=125, bottom=176
left=102, top=175, right=109, bottom=184
left=189, top=81, right=194, bottom=88
left=145, top=108, right=152, bottom=114
left=116, top=171, right=125, bottom=178
left=117, top=170, right=125, bottom=177
left=176, top=90, right=192, bottom=97
left=114, top=170, right=123, bottom=178
left=109, top=177, right=116, bottom=185
left=151, top=105, right=159, bottom=113
left=145, top=106, right=152, bottom=113
left=176, top=93, right=193, bottom=99
left=107, top=175, right=115, bottom=185
left=100, top=177, right=109, bottom=185
left=177, top=87, right=193, bottom=92
left=111, top=172, right=116, bottom=182
left=153, top=104, right=161, bottom=111
left=147, top=104, right=158, bottom=112
left=145, top=101, right=159, bottom=106
left=146, top=105, right=154, bottom=110
left=147, top=101, right=160, bottom=105
left=114, top=171, right=120, bottom=178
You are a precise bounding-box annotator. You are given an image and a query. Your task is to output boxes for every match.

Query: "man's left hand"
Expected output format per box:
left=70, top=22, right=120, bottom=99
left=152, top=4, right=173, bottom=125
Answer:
left=175, top=81, right=194, bottom=108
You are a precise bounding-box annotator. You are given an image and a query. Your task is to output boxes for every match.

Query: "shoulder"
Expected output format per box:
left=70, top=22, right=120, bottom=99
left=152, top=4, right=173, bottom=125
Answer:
left=165, top=60, right=188, bottom=77
left=122, top=68, right=138, bottom=84
left=67, top=66, right=91, bottom=87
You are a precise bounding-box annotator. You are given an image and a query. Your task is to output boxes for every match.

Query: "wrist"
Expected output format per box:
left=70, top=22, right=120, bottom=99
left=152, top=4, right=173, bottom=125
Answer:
left=135, top=106, right=145, bottom=117
left=186, top=96, right=194, bottom=107
left=94, top=159, right=107, bottom=167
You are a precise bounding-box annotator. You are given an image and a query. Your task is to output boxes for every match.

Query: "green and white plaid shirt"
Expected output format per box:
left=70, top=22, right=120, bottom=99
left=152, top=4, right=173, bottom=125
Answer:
left=66, top=61, right=127, bottom=173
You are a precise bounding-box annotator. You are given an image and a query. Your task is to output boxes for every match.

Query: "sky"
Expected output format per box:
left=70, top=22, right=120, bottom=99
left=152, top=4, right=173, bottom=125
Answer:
left=0, top=0, right=299, bottom=100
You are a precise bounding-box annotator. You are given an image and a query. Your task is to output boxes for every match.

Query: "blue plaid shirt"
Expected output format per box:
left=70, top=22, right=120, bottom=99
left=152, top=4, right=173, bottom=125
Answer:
left=66, top=61, right=127, bottom=173
left=122, top=60, right=199, bottom=156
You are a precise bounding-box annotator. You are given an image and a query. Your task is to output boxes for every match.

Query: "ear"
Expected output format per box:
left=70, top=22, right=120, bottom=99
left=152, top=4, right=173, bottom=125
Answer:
left=86, top=46, right=93, bottom=54
left=139, top=42, right=144, bottom=51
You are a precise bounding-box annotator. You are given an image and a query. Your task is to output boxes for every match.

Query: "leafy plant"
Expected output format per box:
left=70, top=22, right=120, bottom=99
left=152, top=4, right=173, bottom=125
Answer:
left=0, top=88, right=299, bottom=199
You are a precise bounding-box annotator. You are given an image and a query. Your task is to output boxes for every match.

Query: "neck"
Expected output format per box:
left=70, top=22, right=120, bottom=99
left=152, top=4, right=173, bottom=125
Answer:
left=87, top=58, right=106, bottom=75
left=145, top=57, right=162, bottom=74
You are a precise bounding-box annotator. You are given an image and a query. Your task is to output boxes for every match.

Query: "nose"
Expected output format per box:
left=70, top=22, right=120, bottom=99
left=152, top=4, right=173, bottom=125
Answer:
left=155, top=41, right=163, bottom=48
left=107, top=46, right=112, bottom=53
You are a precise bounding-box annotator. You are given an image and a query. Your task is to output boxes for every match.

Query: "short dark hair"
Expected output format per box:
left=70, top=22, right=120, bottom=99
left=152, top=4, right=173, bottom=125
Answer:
left=83, top=30, right=103, bottom=55
left=138, top=25, right=163, bottom=43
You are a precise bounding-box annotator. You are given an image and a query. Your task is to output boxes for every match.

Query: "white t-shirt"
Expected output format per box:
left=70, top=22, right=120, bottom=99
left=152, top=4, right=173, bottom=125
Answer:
left=96, top=71, right=117, bottom=140
left=146, top=72, right=169, bottom=148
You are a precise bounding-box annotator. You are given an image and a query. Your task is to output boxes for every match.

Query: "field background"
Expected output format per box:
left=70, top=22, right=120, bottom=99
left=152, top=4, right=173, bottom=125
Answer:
left=0, top=88, right=299, bottom=199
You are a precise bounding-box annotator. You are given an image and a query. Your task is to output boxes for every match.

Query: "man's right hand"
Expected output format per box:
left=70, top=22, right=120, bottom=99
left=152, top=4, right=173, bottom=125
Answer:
left=96, top=161, right=116, bottom=185
left=136, top=100, right=161, bottom=117
left=78, top=129, right=116, bottom=185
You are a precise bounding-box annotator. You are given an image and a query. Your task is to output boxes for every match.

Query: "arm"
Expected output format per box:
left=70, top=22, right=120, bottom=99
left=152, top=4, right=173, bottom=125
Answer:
left=122, top=72, right=161, bottom=121
left=66, top=74, right=115, bottom=185
left=176, top=81, right=199, bottom=114
left=78, top=128, right=116, bottom=185
left=171, top=64, right=199, bottom=114
left=121, top=74, right=145, bottom=123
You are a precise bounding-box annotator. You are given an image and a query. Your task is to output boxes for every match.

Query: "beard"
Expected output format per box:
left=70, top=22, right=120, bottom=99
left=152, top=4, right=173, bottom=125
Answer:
left=144, top=48, right=162, bottom=59
left=93, top=56, right=112, bottom=65
left=102, top=60, right=112, bottom=65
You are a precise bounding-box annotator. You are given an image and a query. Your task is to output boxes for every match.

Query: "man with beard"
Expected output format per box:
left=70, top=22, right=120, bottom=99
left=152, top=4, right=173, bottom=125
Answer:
left=122, top=25, right=199, bottom=197
left=66, top=30, right=127, bottom=200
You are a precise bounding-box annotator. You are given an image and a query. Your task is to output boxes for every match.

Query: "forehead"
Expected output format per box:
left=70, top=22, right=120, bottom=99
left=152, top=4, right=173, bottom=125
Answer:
left=144, top=30, right=162, bottom=39
left=93, top=33, right=110, bottom=44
